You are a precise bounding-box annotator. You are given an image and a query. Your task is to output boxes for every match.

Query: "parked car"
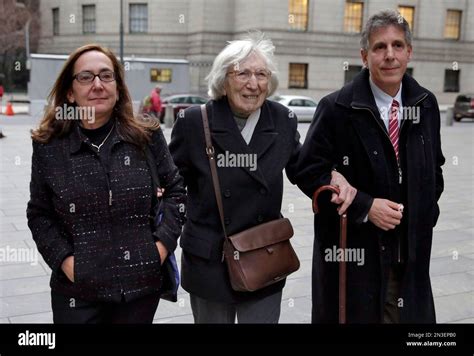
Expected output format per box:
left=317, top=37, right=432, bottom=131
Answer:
left=269, top=95, right=318, bottom=122
left=159, top=94, right=208, bottom=122
left=453, top=94, right=474, bottom=122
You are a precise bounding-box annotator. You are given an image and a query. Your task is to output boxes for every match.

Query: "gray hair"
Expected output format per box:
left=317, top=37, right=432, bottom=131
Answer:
left=206, top=32, right=279, bottom=100
left=360, top=9, right=412, bottom=51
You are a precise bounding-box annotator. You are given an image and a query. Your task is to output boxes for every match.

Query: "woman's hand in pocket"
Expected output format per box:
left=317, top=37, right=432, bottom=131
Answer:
left=155, top=241, right=168, bottom=265
left=61, top=256, right=74, bottom=282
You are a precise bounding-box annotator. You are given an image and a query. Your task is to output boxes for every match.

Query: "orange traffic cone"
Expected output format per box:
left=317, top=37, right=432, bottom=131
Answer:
left=5, top=102, right=14, bottom=116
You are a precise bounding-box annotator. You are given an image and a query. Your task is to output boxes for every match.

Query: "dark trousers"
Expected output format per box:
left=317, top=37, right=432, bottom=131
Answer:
left=51, top=291, right=160, bottom=324
left=190, top=291, right=282, bottom=324
left=383, top=266, right=403, bottom=323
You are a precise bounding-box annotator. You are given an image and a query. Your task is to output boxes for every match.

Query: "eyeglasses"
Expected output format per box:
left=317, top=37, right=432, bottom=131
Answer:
left=73, top=70, right=116, bottom=84
left=228, top=69, right=271, bottom=83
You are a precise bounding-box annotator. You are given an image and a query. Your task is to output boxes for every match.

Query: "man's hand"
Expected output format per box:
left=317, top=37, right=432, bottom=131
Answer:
left=330, top=170, right=357, bottom=215
left=155, top=241, right=168, bottom=265
left=156, top=188, right=165, bottom=198
left=61, top=256, right=74, bottom=282
left=368, top=198, right=403, bottom=231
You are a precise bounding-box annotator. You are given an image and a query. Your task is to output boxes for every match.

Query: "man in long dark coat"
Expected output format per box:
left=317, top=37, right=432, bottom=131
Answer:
left=296, top=10, right=445, bottom=323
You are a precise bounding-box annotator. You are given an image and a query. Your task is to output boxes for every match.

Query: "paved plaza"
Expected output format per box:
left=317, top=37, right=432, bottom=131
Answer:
left=0, top=111, right=472, bottom=324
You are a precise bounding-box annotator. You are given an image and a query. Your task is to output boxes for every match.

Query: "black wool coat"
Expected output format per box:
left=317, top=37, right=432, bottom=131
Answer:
left=27, top=122, right=186, bottom=302
left=169, top=98, right=301, bottom=303
left=295, top=69, right=445, bottom=323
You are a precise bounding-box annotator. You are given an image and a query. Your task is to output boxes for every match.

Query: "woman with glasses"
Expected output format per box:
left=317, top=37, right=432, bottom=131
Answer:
left=169, top=33, right=354, bottom=323
left=27, top=44, right=186, bottom=323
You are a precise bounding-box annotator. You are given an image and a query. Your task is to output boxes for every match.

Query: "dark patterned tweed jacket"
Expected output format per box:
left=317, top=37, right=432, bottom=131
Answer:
left=27, top=121, right=186, bottom=302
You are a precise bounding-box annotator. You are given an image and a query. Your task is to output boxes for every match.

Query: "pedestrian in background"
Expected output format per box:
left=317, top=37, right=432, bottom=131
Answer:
left=150, top=85, right=163, bottom=120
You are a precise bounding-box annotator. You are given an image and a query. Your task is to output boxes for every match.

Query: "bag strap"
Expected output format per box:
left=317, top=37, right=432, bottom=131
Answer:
left=200, top=104, right=228, bottom=240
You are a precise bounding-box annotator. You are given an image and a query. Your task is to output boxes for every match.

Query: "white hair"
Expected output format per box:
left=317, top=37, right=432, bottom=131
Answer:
left=206, top=32, right=279, bottom=100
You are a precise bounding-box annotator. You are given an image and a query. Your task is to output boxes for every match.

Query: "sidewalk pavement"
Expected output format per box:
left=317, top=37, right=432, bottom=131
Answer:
left=0, top=114, right=472, bottom=324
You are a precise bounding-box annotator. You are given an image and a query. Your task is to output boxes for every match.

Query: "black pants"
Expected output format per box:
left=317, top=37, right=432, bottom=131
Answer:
left=383, top=266, right=403, bottom=323
left=51, top=291, right=160, bottom=324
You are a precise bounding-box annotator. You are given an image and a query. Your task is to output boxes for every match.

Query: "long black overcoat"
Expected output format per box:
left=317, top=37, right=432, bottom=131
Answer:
left=296, top=69, right=445, bottom=323
left=169, top=98, right=301, bottom=303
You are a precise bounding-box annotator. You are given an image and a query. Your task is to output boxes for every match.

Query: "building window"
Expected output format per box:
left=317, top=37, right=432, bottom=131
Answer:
left=82, top=5, right=96, bottom=34
left=289, top=63, right=308, bottom=89
left=444, top=10, right=462, bottom=40
left=444, top=69, right=460, bottom=92
left=344, top=65, right=362, bottom=84
left=398, top=6, right=414, bottom=32
left=288, top=0, right=308, bottom=31
left=151, top=68, right=172, bottom=83
left=52, top=7, right=59, bottom=35
left=344, top=1, right=363, bottom=33
left=130, top=3, right=148, bottom=33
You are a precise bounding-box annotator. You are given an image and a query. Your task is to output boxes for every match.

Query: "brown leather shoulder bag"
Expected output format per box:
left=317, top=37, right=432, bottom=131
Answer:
left=200, top=105, right=300, bottom=292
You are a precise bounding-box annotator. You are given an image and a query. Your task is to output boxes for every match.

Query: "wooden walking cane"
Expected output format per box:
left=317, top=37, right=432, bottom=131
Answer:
left=313, top=185, right=347, bottom=324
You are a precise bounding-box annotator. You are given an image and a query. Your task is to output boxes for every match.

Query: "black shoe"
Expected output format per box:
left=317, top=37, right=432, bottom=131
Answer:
left=0, top=132, right=5, bottom=139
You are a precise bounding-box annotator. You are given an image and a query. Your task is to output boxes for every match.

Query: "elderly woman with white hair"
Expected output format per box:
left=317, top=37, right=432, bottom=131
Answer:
left=169, top=34, right=353, bottom=323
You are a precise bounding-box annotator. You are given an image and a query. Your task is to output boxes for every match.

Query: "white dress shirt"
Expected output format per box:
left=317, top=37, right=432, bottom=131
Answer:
left=369, top=76, right=403, bottom=131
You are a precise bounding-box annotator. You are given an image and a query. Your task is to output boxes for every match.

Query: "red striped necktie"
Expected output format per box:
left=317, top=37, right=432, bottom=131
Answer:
left=389, top=99, right=400, bottom=162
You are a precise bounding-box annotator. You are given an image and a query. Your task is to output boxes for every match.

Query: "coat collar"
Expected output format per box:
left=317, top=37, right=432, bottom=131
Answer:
left=208, top=97, right=278, bottom=188
left=210, top=97, right=275, bottom=133
left=335, top=68, right=432, bottom=176
left=336, top=68, right=429, bottom=113
left=69, top=118, right=122, bottom=154
left=209, top=97, right=277, bottom=155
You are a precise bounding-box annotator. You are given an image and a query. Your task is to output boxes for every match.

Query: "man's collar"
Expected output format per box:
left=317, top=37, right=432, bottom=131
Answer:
left=335, top=68, right=429, bottom=114
left=369, top=75, right=403, bottom=108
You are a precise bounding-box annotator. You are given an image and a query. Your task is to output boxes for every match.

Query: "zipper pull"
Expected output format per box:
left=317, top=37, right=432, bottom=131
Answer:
left=398, top=167, right=402, bottom=184
left=420, top=135, right=425, bottom=145
left=109, top=190, right=113, bottom=206
left=221, top=250, right=225, bottom=263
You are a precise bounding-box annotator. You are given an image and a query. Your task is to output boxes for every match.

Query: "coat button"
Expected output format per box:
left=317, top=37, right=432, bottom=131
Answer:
left=224, top=189, right=231, bottom=198
left=224, top=218, right=231, bottom=225
left=259, top=188, right=266, bottom=195
left=373, top=150, right=378, bottom=155
left=257, top=215, right=264, bottom=223
left=381, top=245, right=386, bottom=251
